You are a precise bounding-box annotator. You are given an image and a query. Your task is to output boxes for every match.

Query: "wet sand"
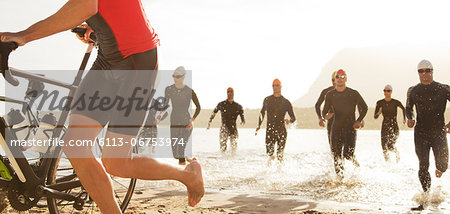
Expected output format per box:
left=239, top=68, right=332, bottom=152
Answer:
left=0, top=186, right=441, bottom=213
left=123, top=187, right=376, bottom=214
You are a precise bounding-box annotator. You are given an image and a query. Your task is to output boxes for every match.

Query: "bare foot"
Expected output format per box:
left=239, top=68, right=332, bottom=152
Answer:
left=184, top=160, right=204, bottom=207
left=351, top=158, right=360, bottom=167
left=411, top=204, right=424, bottom=211
left=435, top=169, right=443, bottom=178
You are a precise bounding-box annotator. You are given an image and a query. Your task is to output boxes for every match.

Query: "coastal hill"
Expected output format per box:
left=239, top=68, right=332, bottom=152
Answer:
left=293, top=44, right=450, bottom=108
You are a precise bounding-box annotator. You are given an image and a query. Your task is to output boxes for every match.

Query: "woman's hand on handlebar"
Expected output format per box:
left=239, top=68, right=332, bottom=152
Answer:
left=0, top=32, right=27, bottom=46
left=75, top=24, right=94, bottom=44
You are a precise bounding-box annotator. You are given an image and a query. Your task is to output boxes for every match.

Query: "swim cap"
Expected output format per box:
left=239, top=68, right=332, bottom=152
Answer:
left=174, top=66, right=186, bottom=75
left=227, top=87, right=234, bottom=92
left=272, top=78, right=281, bottom=85
left=384, top=84, right=393, bottom=90
left=417, top=60, right=433, bottom=70
left=335, top=69, right=346, bottom=77
left=331, top=71, right=337, bottom=80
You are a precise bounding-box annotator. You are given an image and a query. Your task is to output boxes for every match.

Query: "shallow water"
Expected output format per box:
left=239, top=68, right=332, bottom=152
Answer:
left=140, top=128, right=450, bottom=212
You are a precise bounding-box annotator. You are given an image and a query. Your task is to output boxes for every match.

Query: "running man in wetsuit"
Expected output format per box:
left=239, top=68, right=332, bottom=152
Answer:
left=374, top=84, right=405, bottom=162
left=164, top=66, right=201, bottom=165
left=207, top=87, right=245, bottom=154
left=322, top=69, right=367, bottom=177
left=1, top=1, right=204, bottom=212
left=256, top=79, right=296, bottom=162
left=316, top=71, right=337, bottom=145
left=406, top=60, right=449, bottom=195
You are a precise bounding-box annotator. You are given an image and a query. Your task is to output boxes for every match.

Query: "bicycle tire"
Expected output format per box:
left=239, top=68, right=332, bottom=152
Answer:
left=46, top=149, right=137, bottom=213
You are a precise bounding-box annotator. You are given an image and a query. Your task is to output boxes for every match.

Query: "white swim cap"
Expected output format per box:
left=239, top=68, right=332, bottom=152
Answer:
left=174, top=66, right=186, bottom=75
left=417, top=59, right=433, bottom=71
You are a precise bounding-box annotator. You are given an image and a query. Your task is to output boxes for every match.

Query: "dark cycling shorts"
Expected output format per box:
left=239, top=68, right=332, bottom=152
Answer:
left=71, top=48, right=158, bottom=136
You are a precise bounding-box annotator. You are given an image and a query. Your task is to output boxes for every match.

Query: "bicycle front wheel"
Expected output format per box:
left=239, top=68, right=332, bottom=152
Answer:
left=46, top=149, right=137, bottom=213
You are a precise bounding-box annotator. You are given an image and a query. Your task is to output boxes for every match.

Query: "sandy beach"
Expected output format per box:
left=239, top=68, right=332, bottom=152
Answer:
left=0, top=187, right=356, bottom=213
left=0, top=185, right=444, bottom=213
left=124, top=186, right=367, bottom=214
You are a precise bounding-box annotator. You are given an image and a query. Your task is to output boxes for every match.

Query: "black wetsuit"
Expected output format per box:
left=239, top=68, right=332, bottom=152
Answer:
left=209, top=100, right=245, bottom=152
left=374, top=99, right=405, bottom=160
left=164, top=85, right=201, bottom=163
left=315, top=86, right=335, bottom=144
left=406, top=81, right=449, bottom=192
left=322, top=87, right=367, bottom=176
left=257, top=95, right=296, bottom=161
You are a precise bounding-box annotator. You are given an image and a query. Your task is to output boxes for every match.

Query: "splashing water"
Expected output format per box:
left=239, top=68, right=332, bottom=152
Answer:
left=136, top=129, right=449, bottom=212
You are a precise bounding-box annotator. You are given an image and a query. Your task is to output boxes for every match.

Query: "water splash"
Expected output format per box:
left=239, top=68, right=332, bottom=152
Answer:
left=413, top=186, right=447, bottom=208
left=135, top=129, right=449, bottom=212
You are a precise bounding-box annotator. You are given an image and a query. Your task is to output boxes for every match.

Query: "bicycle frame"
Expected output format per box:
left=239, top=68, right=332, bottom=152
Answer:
left=0, top=43, right=94, bottom=202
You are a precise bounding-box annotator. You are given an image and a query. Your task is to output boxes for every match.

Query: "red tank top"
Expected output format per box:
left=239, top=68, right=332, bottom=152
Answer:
left=87, top=0, right=159, bottom=62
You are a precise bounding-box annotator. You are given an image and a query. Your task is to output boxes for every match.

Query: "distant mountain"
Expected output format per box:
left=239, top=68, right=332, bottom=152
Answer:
left=294, top=44, right=450, bottom=107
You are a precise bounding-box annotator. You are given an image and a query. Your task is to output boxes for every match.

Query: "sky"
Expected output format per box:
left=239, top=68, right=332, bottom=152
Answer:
left=1, top=0, right=450, bottom=109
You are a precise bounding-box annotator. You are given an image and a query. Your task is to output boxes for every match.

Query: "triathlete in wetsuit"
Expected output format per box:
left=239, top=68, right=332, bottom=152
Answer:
left=316, top=71, right=337, bottom=145
left=208, top=87, right=245, bottom=153
left=256, top=79, right=296, bottom=162
left=406, top=60, right=449, bottom=193
left=374, top=84, right=405, bottom=162
left=164, top=66, right=201, bottom=165
left=322, top=69, right=367, bottom=177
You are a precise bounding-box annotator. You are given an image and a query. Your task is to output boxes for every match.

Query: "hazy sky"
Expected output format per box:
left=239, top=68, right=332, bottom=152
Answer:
left=1, top=0, right=450, bottom=109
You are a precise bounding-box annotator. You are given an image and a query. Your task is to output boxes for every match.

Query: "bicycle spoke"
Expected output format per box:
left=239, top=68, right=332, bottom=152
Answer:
left=111, top=177, right=131, bottom=189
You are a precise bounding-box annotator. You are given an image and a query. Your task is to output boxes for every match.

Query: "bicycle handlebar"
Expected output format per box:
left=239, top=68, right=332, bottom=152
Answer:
left=1, top=28, right=93, bottom=87
left=0, top=41, right=18, bottom=50
left=0, top=41, right=20, bottom=86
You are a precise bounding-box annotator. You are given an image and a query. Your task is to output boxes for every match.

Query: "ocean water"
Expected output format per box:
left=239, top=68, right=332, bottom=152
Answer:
left=139, top=128, right=450, bottom=212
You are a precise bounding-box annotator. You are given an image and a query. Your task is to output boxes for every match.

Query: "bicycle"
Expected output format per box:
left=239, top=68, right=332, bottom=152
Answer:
left=0, top=28, right=137, bottom=213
